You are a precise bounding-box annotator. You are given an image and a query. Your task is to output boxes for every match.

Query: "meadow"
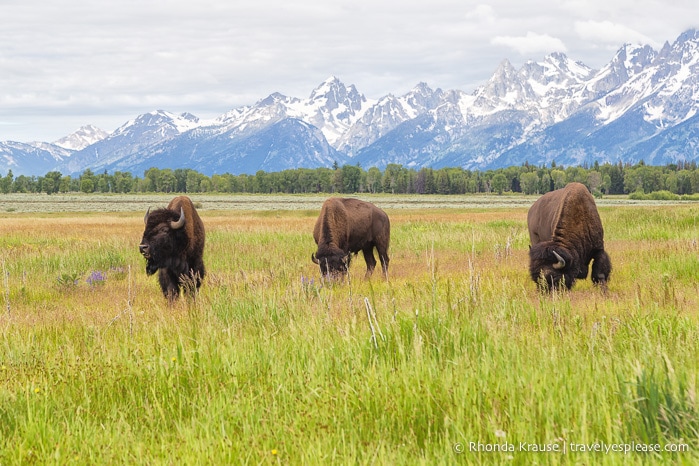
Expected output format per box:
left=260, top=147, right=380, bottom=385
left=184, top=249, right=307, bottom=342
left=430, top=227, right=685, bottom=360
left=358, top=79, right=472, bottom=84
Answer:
left=0, top=193, right=698, bottom=465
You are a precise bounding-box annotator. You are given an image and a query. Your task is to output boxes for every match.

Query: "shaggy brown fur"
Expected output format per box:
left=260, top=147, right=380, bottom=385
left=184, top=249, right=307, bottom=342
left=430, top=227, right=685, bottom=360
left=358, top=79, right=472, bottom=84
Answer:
left=312, top=198, right=390, bottom=279
left=527, top=182, right=611, bottom=291
left=139, top=196, right=206, bottom=301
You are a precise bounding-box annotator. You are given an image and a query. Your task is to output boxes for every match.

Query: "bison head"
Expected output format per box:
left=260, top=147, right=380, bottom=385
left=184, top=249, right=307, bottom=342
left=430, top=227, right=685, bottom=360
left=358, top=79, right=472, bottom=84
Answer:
left=139, top=207, right=187, bottom=275
left=311, top=248, right=350, bottom=279
left=528, top=242, right=575, bottom=291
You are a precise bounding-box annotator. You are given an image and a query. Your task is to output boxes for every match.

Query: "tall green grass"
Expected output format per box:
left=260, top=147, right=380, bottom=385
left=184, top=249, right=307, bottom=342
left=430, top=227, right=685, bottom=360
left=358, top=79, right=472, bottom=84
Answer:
left=0, top=198, right=697, bottom=464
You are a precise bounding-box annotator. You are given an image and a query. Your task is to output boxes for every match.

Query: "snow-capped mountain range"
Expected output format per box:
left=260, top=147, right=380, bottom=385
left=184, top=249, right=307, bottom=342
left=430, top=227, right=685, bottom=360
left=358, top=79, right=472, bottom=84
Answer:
left=2, top=29, right=699, bottom=177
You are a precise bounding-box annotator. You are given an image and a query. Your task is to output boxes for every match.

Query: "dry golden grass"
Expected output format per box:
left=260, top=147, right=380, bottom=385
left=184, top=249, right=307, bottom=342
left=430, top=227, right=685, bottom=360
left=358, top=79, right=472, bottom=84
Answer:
left=2, top=205, right=697, bottom=326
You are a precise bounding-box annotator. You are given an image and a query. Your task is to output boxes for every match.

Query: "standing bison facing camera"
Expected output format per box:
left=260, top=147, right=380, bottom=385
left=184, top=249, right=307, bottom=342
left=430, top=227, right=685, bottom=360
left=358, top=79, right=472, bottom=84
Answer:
left=312, top=198, right=390, bottom=279
left=139, top=196, right=206, bottom=301
left=528, top=182, right=611, bottom=291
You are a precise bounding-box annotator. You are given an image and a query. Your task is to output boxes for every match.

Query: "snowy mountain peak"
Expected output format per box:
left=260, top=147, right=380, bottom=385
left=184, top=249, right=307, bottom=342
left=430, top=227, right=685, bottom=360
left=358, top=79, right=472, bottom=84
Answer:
left=410, top=82, right=433, bottom=95
left=310, top=76, right=346, bottom=99
left=309, top=76, right=366, bottom=114
left=113, top=110, right=201, bottom=138
left=470, top=58, right=540, bottom=115
left=677, top=28, right=699, bottom=44
left=489, top=59, right=518, bottom=86
left=669, top=28, right=699, bottom=62
left=614, top=43, right=657, bottom=76
left=53, top=125, right=109, bottom=151
left=4, top=29, right=699, bottom=177
left=540, top=52, right=593, bottom=81
left=259, top=92, right=296, bottom=106
left=398, top=83, right=443, bottom=117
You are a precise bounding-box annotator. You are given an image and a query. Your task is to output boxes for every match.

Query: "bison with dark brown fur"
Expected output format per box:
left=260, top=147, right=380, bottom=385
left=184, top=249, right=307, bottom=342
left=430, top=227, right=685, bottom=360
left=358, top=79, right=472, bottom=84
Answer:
left=312, top=198, right=390, bottom=279
left=527, top=182, right=611, bottom=291
left=139, top=196, right=206, bottom=301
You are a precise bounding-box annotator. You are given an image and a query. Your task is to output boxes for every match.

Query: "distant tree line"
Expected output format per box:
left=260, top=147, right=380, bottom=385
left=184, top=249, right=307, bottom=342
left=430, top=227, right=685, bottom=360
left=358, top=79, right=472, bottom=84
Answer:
left=2, top=160, right=699, bottom=196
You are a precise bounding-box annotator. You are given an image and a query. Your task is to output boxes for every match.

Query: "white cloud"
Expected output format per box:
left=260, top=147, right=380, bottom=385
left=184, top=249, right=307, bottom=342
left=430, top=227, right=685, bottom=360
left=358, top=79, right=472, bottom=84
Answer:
left=463, top=4, right=497, bottom=25
left=491, top=32, right=568, bottom=56
left=0, top=0, right=695, bottom=142
left=574, top=20, right=659, bottom=47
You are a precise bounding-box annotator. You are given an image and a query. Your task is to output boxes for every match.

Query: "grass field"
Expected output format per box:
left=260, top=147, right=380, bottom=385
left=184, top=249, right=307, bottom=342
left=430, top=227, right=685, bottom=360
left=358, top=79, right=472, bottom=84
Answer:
left=1, top=193, right=698, bottom=465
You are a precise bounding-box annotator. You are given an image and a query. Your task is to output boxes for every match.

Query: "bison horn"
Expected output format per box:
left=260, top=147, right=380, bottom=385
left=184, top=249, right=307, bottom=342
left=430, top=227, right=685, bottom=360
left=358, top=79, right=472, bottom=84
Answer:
left=552, top=250, right=566, bottom=270
left=170, top=207, right=186, bottom=230
left=311, top=253, right=319, bottom=264
left=143, top=207, right=151, bottom=225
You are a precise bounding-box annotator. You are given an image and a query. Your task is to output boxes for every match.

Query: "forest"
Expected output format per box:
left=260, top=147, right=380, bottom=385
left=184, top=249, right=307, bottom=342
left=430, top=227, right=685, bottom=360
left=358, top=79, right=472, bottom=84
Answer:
left=2, top=160, right=699, bottom=197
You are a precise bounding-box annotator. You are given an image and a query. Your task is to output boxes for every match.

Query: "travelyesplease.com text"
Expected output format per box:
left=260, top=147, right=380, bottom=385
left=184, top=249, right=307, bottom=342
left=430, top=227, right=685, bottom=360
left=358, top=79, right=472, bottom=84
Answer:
left=455, top=441, right=690, bottom=455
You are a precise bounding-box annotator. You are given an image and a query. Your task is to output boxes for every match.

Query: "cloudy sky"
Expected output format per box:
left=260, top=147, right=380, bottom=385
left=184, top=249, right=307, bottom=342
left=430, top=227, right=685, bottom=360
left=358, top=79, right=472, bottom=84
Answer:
left=1, top=0, right=695, bottom=142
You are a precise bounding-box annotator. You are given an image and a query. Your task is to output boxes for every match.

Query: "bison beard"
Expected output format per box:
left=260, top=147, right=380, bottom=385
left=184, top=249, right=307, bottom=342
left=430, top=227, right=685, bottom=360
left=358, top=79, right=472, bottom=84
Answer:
left=139, top=196, right=206, bottom=301
left=527, top=182, right=611, bottom=292
left=312, top=198, right=390, bottom=280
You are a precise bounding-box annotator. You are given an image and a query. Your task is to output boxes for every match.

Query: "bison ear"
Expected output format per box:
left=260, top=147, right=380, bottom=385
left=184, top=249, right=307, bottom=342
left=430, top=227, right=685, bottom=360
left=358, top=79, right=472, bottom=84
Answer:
left=144, top=207, right=151, bottom=225
left=170, top=207, right=186, bottom=230
left=311, top=253, right=319, bottom=264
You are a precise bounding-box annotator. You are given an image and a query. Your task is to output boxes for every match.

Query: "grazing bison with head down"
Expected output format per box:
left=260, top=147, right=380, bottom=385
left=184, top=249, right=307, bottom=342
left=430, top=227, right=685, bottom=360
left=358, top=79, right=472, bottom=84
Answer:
left=312, top=198, right=390, bottom=279
left=528, top=182, right=611, bottom=291
left=139, top=196, right=206, bottom=300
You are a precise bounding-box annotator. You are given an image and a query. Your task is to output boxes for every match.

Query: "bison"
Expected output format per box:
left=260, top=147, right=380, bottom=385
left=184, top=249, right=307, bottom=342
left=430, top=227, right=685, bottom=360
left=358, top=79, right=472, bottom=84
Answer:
left=527, top=182, right=611, bottom=291
left=312, top=198, right=390, bottom=279
left=139, top=196, right=206, bottom=301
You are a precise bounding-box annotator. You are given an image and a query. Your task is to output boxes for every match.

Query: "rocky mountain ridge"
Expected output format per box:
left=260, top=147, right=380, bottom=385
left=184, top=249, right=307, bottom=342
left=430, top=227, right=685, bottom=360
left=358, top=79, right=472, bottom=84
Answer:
left=1, top=29, right=698, bottom=176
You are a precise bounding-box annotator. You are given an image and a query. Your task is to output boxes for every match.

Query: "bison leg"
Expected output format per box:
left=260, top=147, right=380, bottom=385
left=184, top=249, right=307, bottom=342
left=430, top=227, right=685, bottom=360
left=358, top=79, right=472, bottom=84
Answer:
left=376, top=245, right=390, bottom=279
left=189, top=258, right=206, bottom=290
left=591, top=250, right=612, bottom=289
left=379, top=255, right=389, bottom=279
left=362, top=246, right=377, bottom=278
left=179, top=264, right=205, bottom=297
left=158, top=268, right=181, bottom=302
left=576, top=263, right=590, bottom=280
